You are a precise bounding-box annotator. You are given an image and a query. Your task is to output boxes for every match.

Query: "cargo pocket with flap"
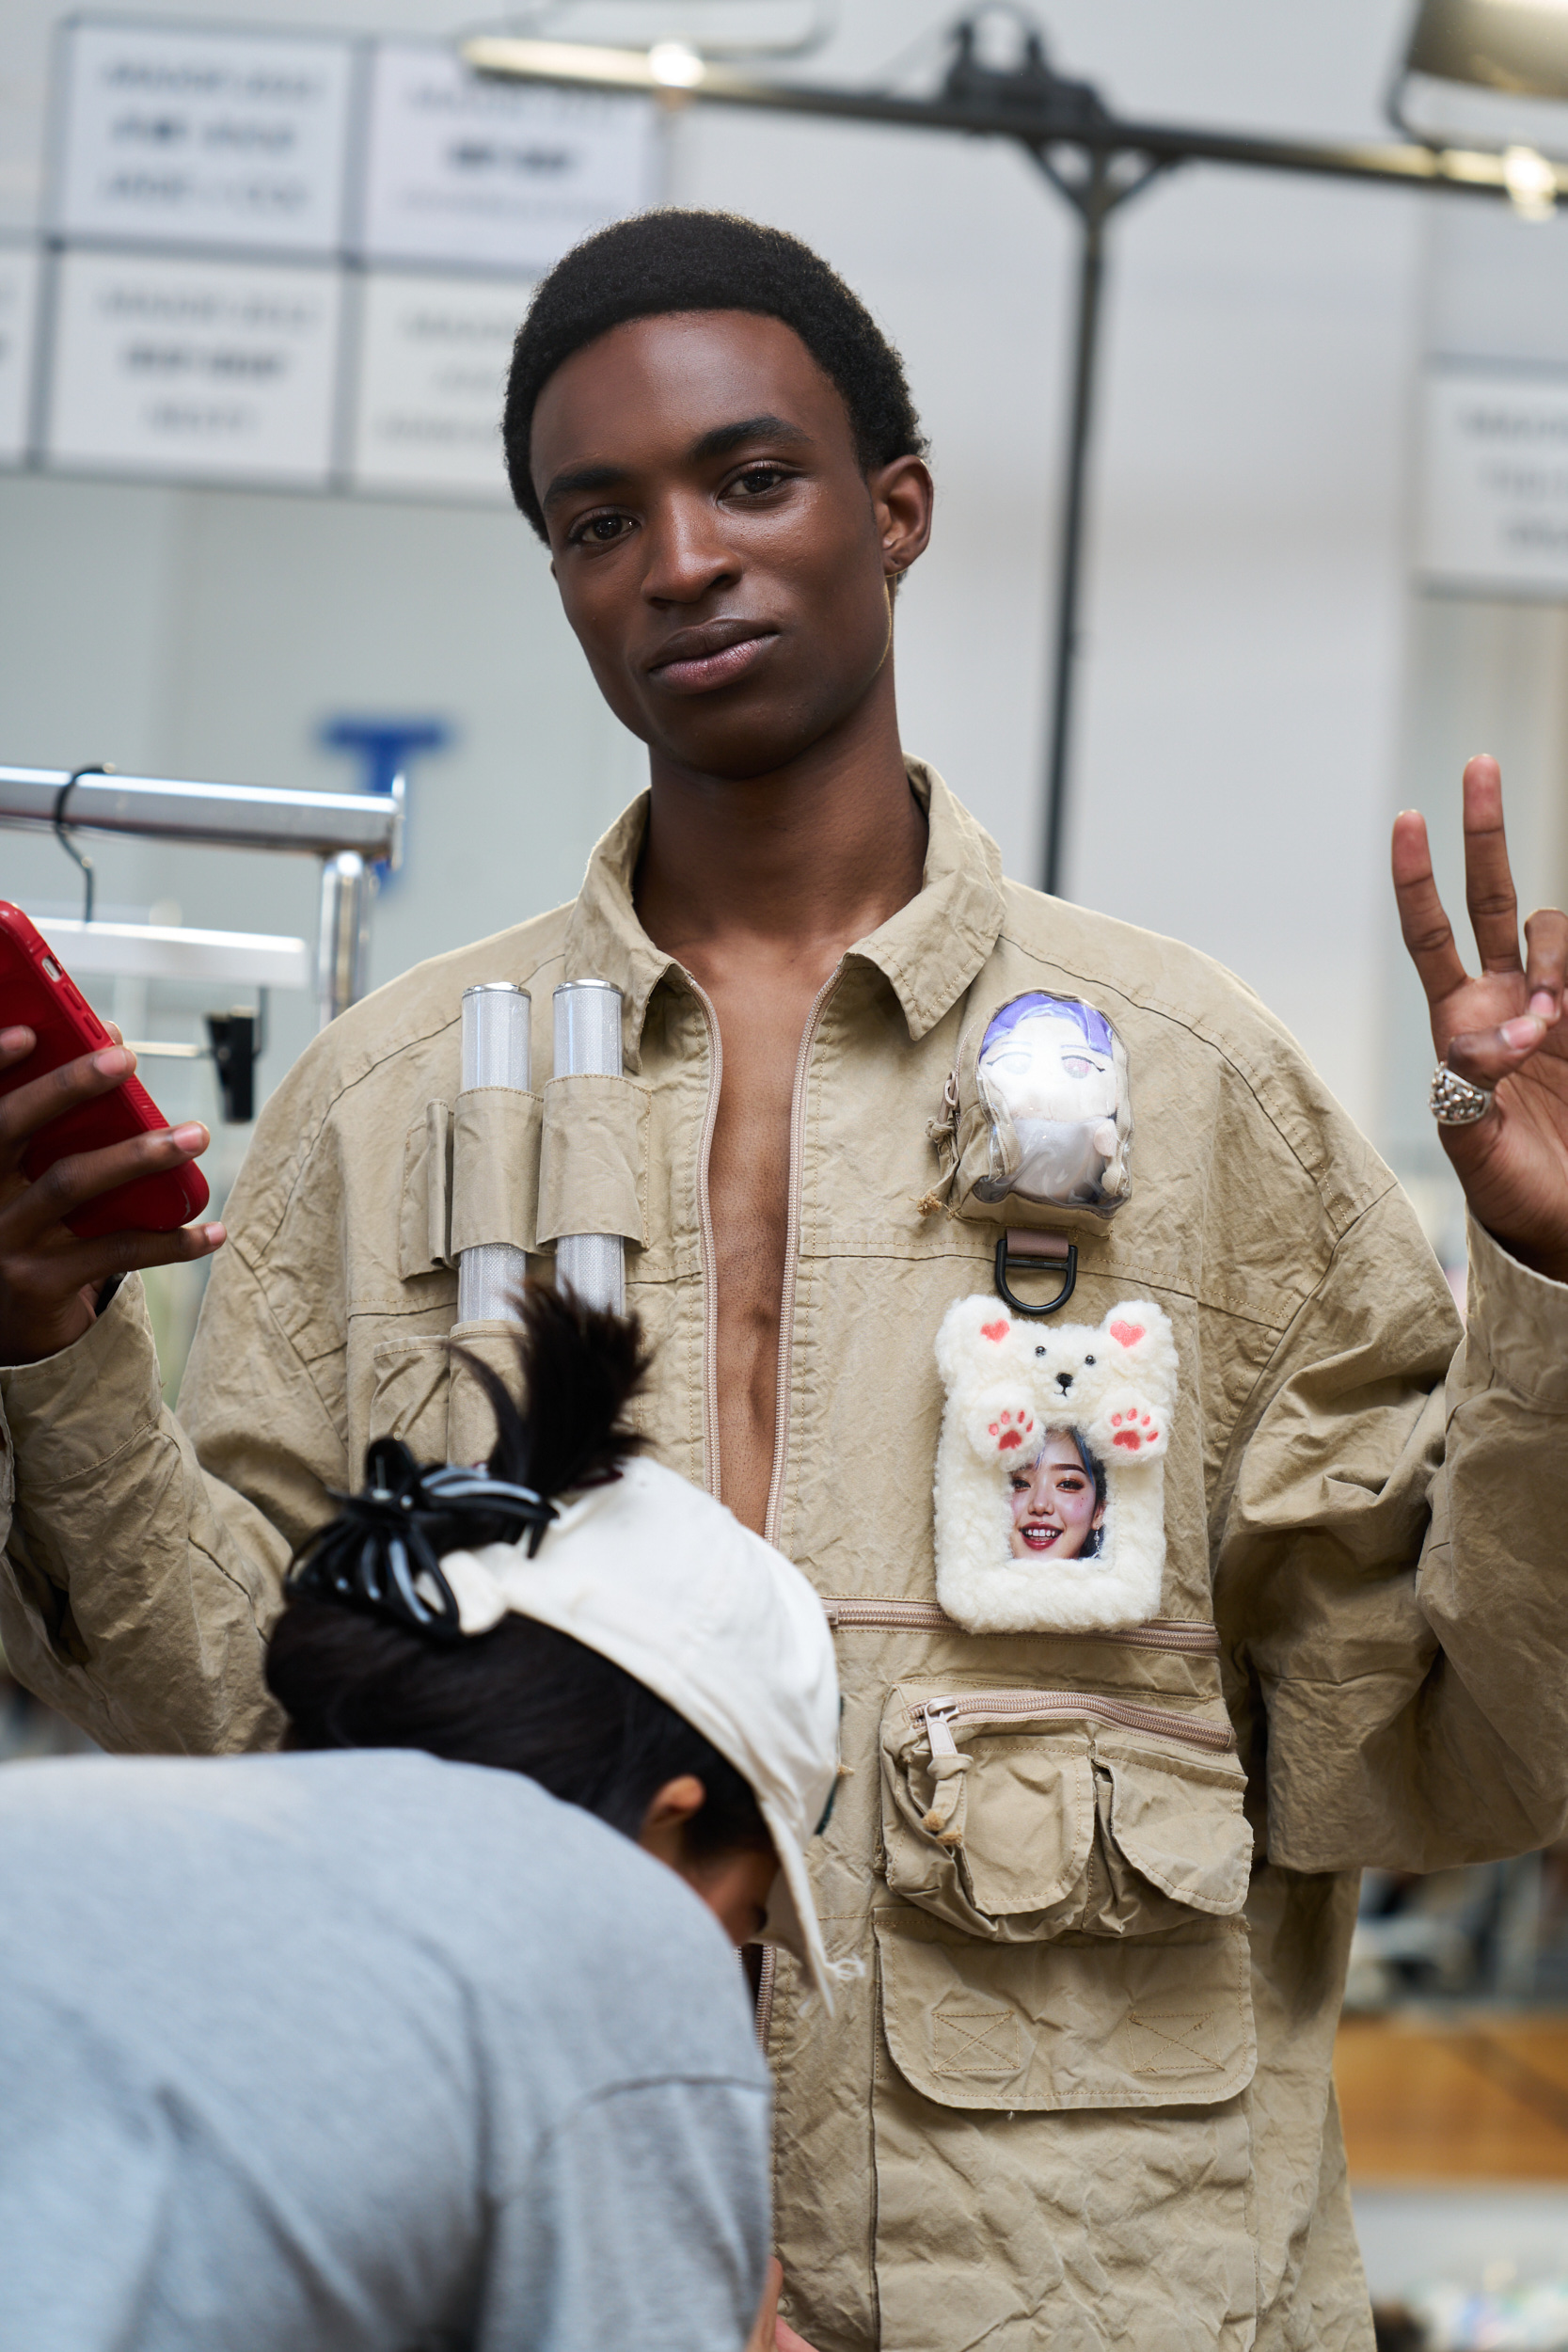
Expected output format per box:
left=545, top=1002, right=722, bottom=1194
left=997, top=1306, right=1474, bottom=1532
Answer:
left=879, top=1680, right=1252, bottom=1942
left=869, top=1676, right=1259, bottom=2340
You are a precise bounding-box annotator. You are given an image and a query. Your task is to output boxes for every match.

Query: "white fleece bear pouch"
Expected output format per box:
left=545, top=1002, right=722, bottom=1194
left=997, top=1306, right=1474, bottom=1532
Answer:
left=932, top=1294, right=1178, bottom=1632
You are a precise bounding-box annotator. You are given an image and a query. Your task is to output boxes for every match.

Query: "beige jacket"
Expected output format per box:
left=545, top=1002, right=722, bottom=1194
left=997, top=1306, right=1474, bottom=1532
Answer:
left=5, top=769, right=1568, bottom=2352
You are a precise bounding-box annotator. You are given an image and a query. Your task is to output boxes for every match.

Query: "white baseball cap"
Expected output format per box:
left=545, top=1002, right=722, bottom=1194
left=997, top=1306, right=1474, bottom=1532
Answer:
left=434, top=1456, right=843, bottom=2006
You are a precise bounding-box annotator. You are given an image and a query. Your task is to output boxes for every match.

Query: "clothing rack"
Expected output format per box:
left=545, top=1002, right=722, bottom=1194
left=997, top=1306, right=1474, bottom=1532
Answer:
left=0, top=764, right=403, bottom=1032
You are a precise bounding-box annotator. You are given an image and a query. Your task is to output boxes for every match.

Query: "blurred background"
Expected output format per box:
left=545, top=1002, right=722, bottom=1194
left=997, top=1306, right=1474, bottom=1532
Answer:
left=3, top=5, right=1568, bottom=2341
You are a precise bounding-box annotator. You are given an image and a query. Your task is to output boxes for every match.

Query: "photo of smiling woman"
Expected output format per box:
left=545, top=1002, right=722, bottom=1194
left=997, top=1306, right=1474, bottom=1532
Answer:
left=1006, top=1428, right=1107, bottom=1562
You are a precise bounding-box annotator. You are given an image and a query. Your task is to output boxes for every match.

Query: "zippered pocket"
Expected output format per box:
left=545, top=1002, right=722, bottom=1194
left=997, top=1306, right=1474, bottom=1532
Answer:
left=822, top=1597, right=1219, bottom=1654
left=879, top=1678, right=1251, bottom=1942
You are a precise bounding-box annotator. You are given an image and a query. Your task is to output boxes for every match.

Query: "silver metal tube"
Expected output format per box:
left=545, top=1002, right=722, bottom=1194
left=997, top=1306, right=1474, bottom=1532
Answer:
left=316, top=854, right=373, bottom=1029
left=553, top=979, right=625, bottom=1316
left=457, top=982, right=531, bottom=1326
left=0, top=765, right=404, bottom=864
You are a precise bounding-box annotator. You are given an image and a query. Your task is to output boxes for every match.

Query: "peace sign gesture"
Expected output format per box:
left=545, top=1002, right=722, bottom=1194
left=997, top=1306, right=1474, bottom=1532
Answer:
left=1393, top=755, right=1568, bottom=1286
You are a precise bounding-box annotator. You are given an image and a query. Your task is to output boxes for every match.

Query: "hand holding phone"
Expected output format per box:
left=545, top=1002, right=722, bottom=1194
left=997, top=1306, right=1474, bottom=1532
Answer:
left=0, top=903, right=226, bottom=1368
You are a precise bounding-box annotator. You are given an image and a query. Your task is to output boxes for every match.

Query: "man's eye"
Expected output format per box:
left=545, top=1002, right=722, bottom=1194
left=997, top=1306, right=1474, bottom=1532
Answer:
left=572, top=514, right=628, bottom=546
left=735, top=467, right=786, bottom=495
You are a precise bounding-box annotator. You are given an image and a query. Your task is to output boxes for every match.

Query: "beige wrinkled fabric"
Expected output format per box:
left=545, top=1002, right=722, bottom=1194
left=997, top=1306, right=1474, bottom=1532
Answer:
left=4, top=766, right=1568, bottom=2350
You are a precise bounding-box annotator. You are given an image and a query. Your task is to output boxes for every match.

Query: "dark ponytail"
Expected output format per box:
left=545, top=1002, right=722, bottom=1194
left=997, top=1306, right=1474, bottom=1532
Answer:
left=265, top=1287, right=770, bottom=1859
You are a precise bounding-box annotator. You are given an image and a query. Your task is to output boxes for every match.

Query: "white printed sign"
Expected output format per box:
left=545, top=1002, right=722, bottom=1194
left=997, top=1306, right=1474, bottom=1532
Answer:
left=359, top=43, right=657, bottom=274
left=350, top=269, right=530, bottom=501
left=47, top=250, right=341, bottom=485
left=54, top=20, right=355, bottom=256
left=0, top=246, right=40, bottom=463
left=1418, top=363, right=1568, bottom=596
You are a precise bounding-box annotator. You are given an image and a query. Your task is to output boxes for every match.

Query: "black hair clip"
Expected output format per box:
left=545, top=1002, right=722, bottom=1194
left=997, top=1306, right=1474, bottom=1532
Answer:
left=288, top=1436, right=558, bottom=1640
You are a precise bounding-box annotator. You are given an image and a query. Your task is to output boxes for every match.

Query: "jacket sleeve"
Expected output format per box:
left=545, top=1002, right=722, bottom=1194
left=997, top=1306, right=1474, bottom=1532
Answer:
left=0, top=1232, right=343, bottom=1755
left=1215, top=1184, right=1568, bottom=1873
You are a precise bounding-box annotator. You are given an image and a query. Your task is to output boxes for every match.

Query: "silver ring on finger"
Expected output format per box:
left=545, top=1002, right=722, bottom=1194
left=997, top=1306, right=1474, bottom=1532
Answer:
left=1430, top=1062, right=1496, bottom=1125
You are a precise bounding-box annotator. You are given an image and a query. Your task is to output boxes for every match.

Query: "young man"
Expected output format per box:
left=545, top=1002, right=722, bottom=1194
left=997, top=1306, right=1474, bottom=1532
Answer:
left=3, top=211, right=1567, bottom=2350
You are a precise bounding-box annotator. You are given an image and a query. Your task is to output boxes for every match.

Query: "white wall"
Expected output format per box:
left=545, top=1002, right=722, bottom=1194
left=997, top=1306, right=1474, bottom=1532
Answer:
left=3, top=0, right=1565, bottom=1182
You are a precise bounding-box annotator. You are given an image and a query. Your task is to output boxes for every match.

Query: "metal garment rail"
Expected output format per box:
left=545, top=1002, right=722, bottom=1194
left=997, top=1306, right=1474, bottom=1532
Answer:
left=0, top=765, right=404, bottom=1026
left=464, top=24, right=1552, bottom=896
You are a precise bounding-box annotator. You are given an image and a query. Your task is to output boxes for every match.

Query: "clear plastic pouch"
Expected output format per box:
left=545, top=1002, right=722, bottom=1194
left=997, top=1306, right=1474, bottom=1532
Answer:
left=927, top=991, right=1132, bottom=1226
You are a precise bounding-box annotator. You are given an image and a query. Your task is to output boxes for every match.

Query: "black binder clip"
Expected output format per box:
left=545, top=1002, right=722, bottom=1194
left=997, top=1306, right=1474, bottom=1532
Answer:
left=992, top=1229, right=1078, bottom=1319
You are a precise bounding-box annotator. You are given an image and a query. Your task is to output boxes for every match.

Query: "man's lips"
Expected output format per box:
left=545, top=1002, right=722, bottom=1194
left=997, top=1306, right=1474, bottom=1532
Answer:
left=646, top=622, right=777, bottom=694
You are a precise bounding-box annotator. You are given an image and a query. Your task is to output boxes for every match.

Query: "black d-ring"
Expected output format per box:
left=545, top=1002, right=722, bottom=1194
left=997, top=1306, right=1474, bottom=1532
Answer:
left=993, top=1233, right=1078, bottom=1319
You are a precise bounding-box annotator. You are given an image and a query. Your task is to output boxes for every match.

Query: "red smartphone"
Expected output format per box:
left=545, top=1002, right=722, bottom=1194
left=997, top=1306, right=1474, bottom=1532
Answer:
left=0, top=901, right=211, bottom=1240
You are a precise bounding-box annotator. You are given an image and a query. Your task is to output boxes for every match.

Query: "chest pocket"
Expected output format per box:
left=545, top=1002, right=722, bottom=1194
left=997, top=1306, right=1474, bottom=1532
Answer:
left=879, top=1679, right=1252, bottom=1942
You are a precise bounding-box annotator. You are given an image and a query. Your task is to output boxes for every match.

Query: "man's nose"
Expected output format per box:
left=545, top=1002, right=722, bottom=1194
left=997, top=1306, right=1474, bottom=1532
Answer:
left=641, top=496, right=738, bottom=605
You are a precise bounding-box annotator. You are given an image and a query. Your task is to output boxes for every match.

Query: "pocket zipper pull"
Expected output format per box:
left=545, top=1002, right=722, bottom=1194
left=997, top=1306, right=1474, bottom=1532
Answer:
left=925, top=1703, right=959, bottom=1759
left=920, top=1705, right=972, bottom=1847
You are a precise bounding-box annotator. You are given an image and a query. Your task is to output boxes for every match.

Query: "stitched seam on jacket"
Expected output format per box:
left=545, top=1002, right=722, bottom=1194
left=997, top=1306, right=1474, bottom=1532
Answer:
left=1208, top=1179, right=1411, bottom=1538
left=15, top=1415, right=164, bottom=1495
left=211, top=1237, right=350, bottom=1453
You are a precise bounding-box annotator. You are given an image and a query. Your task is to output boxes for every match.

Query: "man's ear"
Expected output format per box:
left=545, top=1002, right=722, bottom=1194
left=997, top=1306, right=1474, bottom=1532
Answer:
left=639, top=1773, right=706, bottom=1856
left=870, top=453, right=934, bottom=581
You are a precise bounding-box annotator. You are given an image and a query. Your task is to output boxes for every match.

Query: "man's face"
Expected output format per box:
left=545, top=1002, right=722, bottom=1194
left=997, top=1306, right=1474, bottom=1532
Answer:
left=530, top=309, right=931, bottom=781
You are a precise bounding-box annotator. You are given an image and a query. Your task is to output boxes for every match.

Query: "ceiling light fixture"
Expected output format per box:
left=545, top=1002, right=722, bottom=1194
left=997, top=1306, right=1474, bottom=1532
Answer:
left=646, top=39, right=705, bottom=87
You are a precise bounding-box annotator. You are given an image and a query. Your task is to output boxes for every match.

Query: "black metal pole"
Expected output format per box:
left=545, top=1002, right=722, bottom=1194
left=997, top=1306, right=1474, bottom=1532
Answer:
left=1043, top=161, right=1108, bottom=898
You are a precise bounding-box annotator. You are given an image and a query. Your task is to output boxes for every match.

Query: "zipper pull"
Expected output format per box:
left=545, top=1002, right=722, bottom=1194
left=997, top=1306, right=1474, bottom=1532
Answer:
left=920, top=1704, right=972, bottom=1847
left=924, top=1701, right=959, bottom=1758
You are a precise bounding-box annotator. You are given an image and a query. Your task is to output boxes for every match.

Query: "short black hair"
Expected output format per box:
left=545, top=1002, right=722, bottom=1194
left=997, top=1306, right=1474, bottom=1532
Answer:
left=268, top=1598, right=771, bottom=1861
left=503, top=207, right=927, bottom=538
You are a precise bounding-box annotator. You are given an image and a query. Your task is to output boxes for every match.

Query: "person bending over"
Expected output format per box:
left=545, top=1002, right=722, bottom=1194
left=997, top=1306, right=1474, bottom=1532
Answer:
left=0, top=1289, right=837, bottom=2352
left=3, top=211, right=1568, bottom=2352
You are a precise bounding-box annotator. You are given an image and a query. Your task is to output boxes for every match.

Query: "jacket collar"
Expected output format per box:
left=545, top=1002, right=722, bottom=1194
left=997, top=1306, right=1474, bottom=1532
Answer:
left=562, top=759, right=1006, bottom=1066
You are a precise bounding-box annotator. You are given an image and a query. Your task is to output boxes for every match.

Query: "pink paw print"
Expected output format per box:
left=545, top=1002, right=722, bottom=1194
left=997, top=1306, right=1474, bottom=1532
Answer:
left=1110, top=1409, right=1159, bottom=1452
left=987, top=1407, right=1036, bottom=1454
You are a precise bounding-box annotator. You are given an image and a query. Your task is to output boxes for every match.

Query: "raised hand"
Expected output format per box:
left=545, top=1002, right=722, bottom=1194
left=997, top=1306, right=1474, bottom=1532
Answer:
left=0, top=1026, right=225, bottom=1367
left=1392, top=755, right=1568, bottom=1284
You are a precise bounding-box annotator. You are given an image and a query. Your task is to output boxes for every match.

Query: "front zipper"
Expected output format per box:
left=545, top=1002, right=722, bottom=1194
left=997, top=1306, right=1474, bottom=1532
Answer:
left=763, top=965, right=842, bottom=1548
left=911, top=1687, right=1236, bottom=1756
left=686, top=973, right=725, bottom=1499
left=754, top=1941, right=778, bottom=2049
left=821, top=1597, right=1220, bottom=1656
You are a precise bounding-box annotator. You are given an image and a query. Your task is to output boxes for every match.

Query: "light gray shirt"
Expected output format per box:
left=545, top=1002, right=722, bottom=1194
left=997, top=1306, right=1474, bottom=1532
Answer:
left=0, top=1749, right=771, bottom=2351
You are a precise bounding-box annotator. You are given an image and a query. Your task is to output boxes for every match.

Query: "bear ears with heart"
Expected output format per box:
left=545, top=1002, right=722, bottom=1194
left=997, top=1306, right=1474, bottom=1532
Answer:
left=932, top=1295, right=1179, bottom=1633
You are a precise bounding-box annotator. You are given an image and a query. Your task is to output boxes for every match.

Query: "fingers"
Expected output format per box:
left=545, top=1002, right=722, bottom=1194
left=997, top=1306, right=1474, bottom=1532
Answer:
left=81, top=1219, right=227, bottom=1286
left=745, top=2257, right=784, bottom=2352
left=1523, top=906, right=1567, bottom=1025
left=1392, top=810, right=1467, bottom=1005
left=0, top=1042, right=140, bottom=1157
left=0, top=1025, right=38, bottom=1071
left=1443, top=1015, right=1548, bottom=1089
left=1460, top=754, right=1525, bottom=976
left=17, top=1217, right=226, bottom=1311
left=2, top=1120, right=210, bottom=1250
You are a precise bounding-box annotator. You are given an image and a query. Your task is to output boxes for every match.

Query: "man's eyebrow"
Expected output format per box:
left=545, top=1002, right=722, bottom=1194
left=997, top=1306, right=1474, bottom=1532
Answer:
left=542, top=460, right=627, bottom=511
left=541, top=416, right=810, bottom=511
left=689, top=414, right=811, bottom=462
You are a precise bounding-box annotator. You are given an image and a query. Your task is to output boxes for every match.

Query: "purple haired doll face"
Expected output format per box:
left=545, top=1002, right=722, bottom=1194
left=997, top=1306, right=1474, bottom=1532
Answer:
left=978, top=995, right=1117, bottom=1125
left=974, top=993, right=1124, bottom=1208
